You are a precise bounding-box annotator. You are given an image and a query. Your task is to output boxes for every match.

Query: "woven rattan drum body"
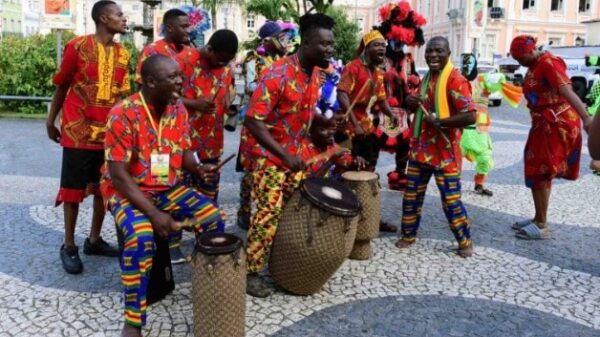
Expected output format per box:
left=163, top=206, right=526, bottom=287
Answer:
left=342, top=171, right=380, bottom=260
left=269, top=177, right=360, bottom=295
left=191, top=233, right=246, bottom=337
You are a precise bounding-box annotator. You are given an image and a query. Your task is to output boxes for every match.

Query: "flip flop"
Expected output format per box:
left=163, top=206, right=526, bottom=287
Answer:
left=512, top=219, right=533, bottom=230
left=515, top=223, right=550, bottom=240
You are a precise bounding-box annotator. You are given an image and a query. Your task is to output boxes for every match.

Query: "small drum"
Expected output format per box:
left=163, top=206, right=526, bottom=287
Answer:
left=379, top=108, right=409, bottom=138
left=342, top=171, right=381, bottom=260
left=191, top=233, right=246, bottom=337
left=269, top=176, right=360, bottom=295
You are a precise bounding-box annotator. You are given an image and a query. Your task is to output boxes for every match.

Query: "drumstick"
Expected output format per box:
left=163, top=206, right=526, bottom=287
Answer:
left=418, top=103, right=452, bottom=144
left=305, top=146, right=348, bottom=165
left=343, top=79, right=372, bottom=118
left=215, top=153, right=236, bottom=171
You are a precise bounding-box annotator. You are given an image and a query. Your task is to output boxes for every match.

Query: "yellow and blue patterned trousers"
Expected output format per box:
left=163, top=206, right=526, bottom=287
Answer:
left=400, top=161, right=472, bottom=249
left=246, top=167, right=305, bottom=273
left=170, top=158, right=221, bottom=249
left=109, top=184, right=224, bottom=327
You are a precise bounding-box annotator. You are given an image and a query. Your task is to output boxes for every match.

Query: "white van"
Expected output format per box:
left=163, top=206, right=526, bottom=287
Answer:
left=513, top=53, right=599, bottom=101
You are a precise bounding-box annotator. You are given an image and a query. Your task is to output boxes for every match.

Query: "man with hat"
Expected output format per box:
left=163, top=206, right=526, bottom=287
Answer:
left=337, top=29, right=399, bottom=232
left=243, top=21, right=290, bottom=95
left=236, top=21, right=291, bottom=230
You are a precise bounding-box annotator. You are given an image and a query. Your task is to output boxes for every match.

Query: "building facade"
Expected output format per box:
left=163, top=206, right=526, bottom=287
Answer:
left=21, top=0, right=40, bottom=36
left=413, top=0, right=600, bottom=66
left=34, top=0, right=600, bottom=67
left=0, top=0, right=23, bottom=36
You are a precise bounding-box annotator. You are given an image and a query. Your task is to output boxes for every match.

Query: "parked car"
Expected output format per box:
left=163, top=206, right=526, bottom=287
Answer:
left=477, top=65, right=503, bottom=107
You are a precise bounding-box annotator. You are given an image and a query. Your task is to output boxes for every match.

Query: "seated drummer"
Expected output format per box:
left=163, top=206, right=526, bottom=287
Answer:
left=303, top=123, right=367, bottom=176
left=239, top=13, right=338, bottom=298
left=100, top=54, right=225, bottom=337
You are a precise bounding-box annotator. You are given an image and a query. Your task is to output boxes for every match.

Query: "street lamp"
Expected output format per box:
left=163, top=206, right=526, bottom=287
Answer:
left=132, top=0, right=162, bottom=43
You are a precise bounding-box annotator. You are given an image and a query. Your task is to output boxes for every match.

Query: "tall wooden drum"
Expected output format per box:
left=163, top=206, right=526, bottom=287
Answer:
left=191, top=233, right=246, bottom=337
left=269, top=176, right=360, bottom=295
left=342, top=171, right=381, bottom=260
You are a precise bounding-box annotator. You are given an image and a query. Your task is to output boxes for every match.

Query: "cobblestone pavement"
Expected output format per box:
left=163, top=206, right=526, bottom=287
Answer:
left=1, top=102, right=599, bottom=337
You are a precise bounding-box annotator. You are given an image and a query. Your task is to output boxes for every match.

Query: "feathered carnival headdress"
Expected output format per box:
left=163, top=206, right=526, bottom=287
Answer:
left=377, top=0, right=426, bottom=47
left=160, top=5, right=211, bottom=41
left=278, top=21, right=298, bottom=40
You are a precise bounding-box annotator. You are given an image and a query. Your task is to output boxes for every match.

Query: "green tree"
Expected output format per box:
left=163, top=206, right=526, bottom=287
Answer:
left=0, top=32, right=141, bottom=114
left=246, top=0, right=298, bottom=21
left=0, top=31, right=75, bottom=113
left=120, top=37, right=140, bottom=91
left=327, top=6, right=359, bottom=64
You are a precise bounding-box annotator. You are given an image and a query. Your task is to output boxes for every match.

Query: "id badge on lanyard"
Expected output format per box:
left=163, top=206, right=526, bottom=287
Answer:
left=151, top=152, right=170, bottom=185
left=141, top=93, right=171, bottom=186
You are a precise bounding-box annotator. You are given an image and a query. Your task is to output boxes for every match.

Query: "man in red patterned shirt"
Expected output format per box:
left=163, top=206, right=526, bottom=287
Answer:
left=395, top=37, right=476, bottom=257
left=182, top=29, right=237, bottom=201
left=337, top=30, right=399, bottom=233
left=134, top=9, right=194, bottom=87
left=135, top=8, right=195, bottom=264
left=46, top=0, right=129, bottom=274
left=240, top=13, right=335, bottom=297
left=102, top=55, right=224, bottom=337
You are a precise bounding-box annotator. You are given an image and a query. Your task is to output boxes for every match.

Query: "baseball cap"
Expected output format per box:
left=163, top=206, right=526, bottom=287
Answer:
left=259, top=21, right=282, bottom=39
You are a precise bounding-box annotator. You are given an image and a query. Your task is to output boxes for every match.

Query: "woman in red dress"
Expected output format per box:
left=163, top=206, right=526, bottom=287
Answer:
left=510, top=35, right=593, bottom=239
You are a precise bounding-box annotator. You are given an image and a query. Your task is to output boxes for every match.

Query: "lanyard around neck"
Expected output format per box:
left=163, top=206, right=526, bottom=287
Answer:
left=140, top=93, right=163, bottom=151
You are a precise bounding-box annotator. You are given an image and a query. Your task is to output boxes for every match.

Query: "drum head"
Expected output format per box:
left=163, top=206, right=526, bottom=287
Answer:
left=300, top=176, right=360, bottom=217
left=195, top=232, right=242, bottom=255
left=342, top=171, right=378, bottom=182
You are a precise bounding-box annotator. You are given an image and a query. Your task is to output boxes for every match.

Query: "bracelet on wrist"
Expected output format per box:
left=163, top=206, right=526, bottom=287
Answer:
left=193, top=152, right=203, bottom=169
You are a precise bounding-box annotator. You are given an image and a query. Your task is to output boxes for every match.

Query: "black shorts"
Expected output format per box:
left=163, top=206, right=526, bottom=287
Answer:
left=60, top=148, right=104, bottom=190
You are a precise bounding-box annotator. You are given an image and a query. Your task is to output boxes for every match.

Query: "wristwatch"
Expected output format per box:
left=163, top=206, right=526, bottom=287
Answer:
left=434, top=119, right=442, bottom=129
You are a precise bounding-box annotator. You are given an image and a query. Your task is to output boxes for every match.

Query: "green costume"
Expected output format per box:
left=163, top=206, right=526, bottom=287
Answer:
left=461, top=75, right=494, bottom=185
left=586, top=79, right=600, bottom=117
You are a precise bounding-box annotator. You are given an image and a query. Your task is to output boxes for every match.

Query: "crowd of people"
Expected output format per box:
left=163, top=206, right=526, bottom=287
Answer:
left=44, top=1, right=600, bottom=336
